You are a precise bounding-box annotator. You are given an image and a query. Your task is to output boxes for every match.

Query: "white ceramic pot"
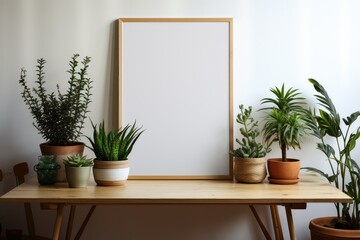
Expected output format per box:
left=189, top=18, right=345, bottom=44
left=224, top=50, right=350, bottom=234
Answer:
left=93, top=160, right=129, bottom=186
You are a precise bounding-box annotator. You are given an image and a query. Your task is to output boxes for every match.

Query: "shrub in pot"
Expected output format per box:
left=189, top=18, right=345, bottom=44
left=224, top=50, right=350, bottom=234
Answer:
left=19, top=54, right=92, bottom=181
left=260, top=84, right=308, bottom=184
left=304, top=79, right=360, bottom=239
left=230, top=104, right=271, bottom=183
left=64, top=154, right=93, bottom=188
left=86, top=121, right=144, bottom=186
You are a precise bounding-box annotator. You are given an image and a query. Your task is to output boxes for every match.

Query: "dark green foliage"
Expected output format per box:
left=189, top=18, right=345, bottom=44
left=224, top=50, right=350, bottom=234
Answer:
left=86, top=121, right=144, bottom=161
left=19, top=54, right=92, bottom=146
left=64, top=154, right=93, bottom=167
left=303, top=78, right=360, bottom=229
left=260, top=84, right=308, bottom=161
left=231, top=105, right=270, bottom=158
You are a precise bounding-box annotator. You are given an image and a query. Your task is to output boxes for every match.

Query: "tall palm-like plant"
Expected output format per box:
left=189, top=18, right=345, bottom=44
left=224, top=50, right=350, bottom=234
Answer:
left=304, top=79, right=360, bottom=229
left=261, top=84, right=308, bottom=161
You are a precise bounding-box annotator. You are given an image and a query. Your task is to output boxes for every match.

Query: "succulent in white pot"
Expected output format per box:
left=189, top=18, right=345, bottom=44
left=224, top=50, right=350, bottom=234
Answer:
left=64, top=154, right=93, bottom=188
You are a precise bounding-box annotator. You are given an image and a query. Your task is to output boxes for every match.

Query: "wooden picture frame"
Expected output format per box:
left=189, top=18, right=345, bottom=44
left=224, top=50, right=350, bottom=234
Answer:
left=118, top=18, right=233, bottom=179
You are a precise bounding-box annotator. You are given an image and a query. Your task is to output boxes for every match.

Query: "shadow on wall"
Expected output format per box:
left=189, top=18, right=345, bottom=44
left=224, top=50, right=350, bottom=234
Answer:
left=106, top=20, right=119, bottom=130
left=77, top=205, right=271, bottom=240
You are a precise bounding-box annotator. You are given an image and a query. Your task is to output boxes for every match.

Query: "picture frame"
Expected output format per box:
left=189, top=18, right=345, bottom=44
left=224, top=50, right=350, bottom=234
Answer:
left=118, top=18, right=233, bottom=179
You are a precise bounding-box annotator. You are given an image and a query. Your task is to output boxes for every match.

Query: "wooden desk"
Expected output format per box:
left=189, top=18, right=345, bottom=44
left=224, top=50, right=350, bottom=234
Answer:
left=0, top=174, right=351, bottom=240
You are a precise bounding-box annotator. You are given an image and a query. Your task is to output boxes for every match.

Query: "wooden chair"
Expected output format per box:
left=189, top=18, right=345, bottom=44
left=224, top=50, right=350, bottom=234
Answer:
left=13, top=162, right=50, bottom=240
left=0, top=168, right=3, bottom=182
left=13, top=162, right=96, bottom=240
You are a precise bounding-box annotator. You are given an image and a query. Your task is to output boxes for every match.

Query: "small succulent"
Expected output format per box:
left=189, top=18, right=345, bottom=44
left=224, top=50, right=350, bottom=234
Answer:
left=64, top=154, right=93, bottom=167
left=231, top=105, right=270, bottom=158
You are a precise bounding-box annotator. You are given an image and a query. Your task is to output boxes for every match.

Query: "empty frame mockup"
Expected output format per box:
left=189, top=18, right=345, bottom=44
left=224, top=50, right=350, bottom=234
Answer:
left=118, top=18, right=233, bottom=179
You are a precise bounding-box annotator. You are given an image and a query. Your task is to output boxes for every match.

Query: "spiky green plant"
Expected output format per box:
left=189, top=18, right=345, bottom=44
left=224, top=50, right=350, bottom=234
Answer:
left=304, top=79, right=360, bottom=229
left=19, top=54, right=92, bottom=146
left=64, top=154, right=93, bottom=167
left=260, top=84, right=308, bottom=161
left=231, top=105, right=270, bottom=158
left=86, top=121, right=144, bottom=161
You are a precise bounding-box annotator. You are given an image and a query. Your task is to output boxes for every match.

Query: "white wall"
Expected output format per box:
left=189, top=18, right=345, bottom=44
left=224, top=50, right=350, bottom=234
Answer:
left=1, top=0, right=360, bottom=239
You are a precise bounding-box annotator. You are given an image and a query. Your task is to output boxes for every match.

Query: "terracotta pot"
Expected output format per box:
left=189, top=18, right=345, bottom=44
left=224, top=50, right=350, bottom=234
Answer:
left=309, top=216, right=360, bottom=239
left=93, top=160, right=129, bottom=186
left=65, top=166, right=92, bottom=188
left=267, top=158, right=300, bottom=184
left=40, top=142, right=85, bottom=182
left=233, top=157, right=267, bottom=183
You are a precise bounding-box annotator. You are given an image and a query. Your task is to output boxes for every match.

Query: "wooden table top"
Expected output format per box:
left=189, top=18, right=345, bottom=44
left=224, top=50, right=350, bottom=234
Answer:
left=0, top=174, right=351, bottom=205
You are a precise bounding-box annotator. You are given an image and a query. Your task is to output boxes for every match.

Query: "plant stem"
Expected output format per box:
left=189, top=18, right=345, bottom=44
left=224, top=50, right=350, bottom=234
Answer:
left=281, top=143, right=287, bottom=161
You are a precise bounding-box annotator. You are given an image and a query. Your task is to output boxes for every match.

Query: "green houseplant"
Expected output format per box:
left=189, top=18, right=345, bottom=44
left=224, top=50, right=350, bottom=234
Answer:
left=64, top=154, right=93, bottom=167
left=64, top=154, right=93, bottom=188
left=260, top=84, right=308, bottom=184
left=304, top=79, right=360, bottom=239
left=86, top=121, right=144, bottom=185
left=19, top=54, right=92, bottom=181
left=231, top=104, right=270, bottom=183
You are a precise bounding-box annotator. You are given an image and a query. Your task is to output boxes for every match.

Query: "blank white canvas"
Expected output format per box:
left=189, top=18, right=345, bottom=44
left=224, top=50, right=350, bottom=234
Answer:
left=120, top=19, right=232, bottom=178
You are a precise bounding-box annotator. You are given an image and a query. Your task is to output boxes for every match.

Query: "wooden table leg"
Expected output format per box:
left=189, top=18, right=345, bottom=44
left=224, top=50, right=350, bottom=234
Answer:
left=66, top=205, right=76, bottom=240
left=53, top=204, right=64, bottom=240
left=270, top=205, right=283, bottom=240
left=74, top=205, right=97, bottom=240
left=285, top=204, right=296, bottom=240
left=249, top=205, right=271, bottom=240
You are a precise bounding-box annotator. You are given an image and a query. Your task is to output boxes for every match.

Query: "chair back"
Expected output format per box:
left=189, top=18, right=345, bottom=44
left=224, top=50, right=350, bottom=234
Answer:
left=13, top=162, right=29, bottom=186
left=0, top=169, right=3, bottom=182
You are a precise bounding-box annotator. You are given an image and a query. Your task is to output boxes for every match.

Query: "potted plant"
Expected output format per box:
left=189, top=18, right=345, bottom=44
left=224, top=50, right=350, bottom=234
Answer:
left=19, top=54, right=92, bottom=182
left=86, top=121, right=144, bottom=186
left=260, top=84, right=308, bottom=184
left=64, top=154, right=93, bottom=188
left=230, top=104, right=271, bottom=183
left=304, top=79, right=360, bottom=239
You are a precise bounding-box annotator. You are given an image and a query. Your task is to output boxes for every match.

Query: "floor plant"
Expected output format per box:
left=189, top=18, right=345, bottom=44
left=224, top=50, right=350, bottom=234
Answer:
left=304, top=78, right=360, bottom=231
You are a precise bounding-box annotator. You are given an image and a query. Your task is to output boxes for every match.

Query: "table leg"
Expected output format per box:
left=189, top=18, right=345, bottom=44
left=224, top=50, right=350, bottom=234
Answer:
left=270, top=205, right=283, bottom=240
left=285, top=204, right=296, bottom=240
left=66, top=205, right=76, bottom=240
left=74, top=205, right=97, bottom=240
left=53, top=204, right=64, bottom=240
left=249, top=205, right=271, bottom=240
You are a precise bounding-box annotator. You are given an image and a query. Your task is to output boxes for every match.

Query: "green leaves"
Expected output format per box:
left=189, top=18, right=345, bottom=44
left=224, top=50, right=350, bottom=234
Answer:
left=86, top=121, right=144, bottom=161
left=307, top=78, right=360, bottom=229
left=231, top=105, right=270, bottom=158
left=260, top=83, right=306, bottom=114
left=19, top=54, right=92, bottom=146
left=261, top=83, right=308, bottom=161
left=63, top=154, right=93, bottom=167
